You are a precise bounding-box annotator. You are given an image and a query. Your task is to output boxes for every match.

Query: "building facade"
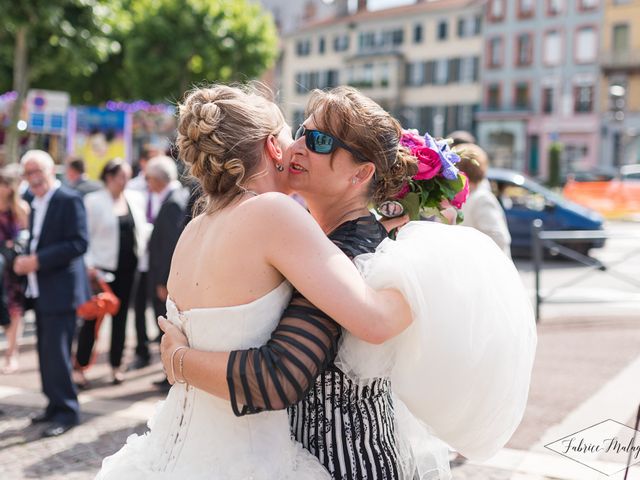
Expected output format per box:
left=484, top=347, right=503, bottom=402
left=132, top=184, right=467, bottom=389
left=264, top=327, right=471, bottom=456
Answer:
left=280, top=0, right=483, bottom=137
left=477, top=0, right=602, bottom=178
left=600, top=0, right=640, bottom=167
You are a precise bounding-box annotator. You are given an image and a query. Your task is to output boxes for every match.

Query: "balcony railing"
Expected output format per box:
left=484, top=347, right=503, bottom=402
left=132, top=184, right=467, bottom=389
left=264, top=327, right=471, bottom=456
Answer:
left=599, top=50, right=640, bottom=71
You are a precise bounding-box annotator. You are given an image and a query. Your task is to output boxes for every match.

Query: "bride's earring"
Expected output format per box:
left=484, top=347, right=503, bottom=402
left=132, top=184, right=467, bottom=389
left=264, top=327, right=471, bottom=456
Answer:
left=275, top=163, right=284, bottom=172
left=351, top=177, right=357, bottom=185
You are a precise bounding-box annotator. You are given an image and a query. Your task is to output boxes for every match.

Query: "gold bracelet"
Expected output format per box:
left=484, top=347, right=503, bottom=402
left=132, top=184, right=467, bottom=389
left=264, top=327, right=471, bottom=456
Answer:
left=178, top=348, right=189, bottom=386
left=170, top=346, right=189, bottom=385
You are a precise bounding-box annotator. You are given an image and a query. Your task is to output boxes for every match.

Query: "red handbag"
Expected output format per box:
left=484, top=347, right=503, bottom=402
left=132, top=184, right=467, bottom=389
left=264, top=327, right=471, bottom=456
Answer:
left=76, top=278, right=120, bottom=320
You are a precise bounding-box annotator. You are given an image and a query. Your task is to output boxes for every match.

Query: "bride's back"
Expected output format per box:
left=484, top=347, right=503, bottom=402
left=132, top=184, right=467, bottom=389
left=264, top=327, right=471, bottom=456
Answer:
left=167, top=84, right=288, bottom=311
left=167, top=195, right=285, bottom=311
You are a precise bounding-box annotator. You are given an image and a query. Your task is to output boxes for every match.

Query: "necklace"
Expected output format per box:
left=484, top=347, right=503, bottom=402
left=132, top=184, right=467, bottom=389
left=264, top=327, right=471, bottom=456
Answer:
left=240, top=187, right=259, bottom=197
left=323, top=206, right=371, bottom=234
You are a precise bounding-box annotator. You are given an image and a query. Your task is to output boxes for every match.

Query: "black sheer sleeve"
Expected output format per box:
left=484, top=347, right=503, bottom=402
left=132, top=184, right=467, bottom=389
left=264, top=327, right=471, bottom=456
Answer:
left=227, top=291, right=341, bottom=415
left=226, top=215, right=388, bottom=416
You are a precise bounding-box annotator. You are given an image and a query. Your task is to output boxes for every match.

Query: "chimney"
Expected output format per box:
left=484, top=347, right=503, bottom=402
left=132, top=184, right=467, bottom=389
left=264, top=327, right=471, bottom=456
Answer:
left=357, top=0, right=367, bottom=13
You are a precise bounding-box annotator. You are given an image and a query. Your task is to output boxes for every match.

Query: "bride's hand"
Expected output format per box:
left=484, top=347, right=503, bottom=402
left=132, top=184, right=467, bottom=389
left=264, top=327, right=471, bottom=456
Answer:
left=158, top=317, right=189, bottom=384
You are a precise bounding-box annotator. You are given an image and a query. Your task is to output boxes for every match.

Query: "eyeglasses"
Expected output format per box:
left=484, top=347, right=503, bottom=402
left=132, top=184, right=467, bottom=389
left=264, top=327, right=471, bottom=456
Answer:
left=294, top=125, right=368, bottom=163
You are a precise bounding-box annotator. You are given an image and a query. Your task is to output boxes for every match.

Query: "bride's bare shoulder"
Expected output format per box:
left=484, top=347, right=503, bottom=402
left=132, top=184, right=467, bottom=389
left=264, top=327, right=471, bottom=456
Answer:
left=239, top=192, right=310, bottom=221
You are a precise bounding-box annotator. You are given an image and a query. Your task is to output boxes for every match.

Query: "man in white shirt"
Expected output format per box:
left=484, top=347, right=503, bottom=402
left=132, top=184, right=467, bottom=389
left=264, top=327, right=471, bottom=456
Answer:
left=457, top=143, right=512, bottom=257
left=14, top=150, right=90, bottom=437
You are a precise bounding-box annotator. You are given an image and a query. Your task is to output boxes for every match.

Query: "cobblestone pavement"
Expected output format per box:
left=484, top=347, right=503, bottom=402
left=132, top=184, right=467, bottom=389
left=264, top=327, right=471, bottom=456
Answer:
left=1, top=311, right=639, bottom=479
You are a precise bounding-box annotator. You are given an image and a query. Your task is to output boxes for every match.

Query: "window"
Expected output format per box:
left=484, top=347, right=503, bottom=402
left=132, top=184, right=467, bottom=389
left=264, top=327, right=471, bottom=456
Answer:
left=334, top=35, right=350, bottom=52
left=543, top=31, right=562, bottom=66
left=579, top=0, right=598, bottom=10
left=474, top=15, right=482, bottom=35
left=379, top=63, right=390, bottom=87
left=448, top=58, right=461, bottom=83
left=326, top=70, right=339, bottom=88
left=392, top=29, right=404, bottom=46
left=489, top=0, right=506, bottom=21
left=487, top=84, right=501, bottom=109
left=296, top=39, right=311, bottom=56
left=548, top=0, right=564, bottom=15
left=613, top=24, right=630, bottom=53
left=575, top=27, right=596, bottom=63
left=424, top=61, right=436, bottom=84
left=435, top=59, right=448, bottom=85
left=414, top=24, right=423, bottom=43
left=438, top=21, right=448, bottom=40
left=542, top=87, right=554, bottom=113
left=488, top=37, right=503, bottom=68
left=515, top=83, right=530, bottom=109
left=574, top=85, right=594, bottom=113
left=406, top=62, right=425, bottom=86
left=319, top=37, right=325, bottom=55
left=518, top=0, right=535, bottom=18
left=460, top=57, right=474, bottom=83
left=516, top=33, right=533, bottom=66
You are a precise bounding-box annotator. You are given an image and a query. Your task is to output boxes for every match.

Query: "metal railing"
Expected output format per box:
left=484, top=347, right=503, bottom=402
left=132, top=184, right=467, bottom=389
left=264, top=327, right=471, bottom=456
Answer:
left=531, top=219, right=640, bottom=322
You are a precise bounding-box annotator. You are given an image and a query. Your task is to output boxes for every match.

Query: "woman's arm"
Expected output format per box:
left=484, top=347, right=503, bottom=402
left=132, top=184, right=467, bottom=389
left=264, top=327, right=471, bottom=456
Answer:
left=259, top=193, right=412, bottom=344
left=160, top=291, right=340, bottom=413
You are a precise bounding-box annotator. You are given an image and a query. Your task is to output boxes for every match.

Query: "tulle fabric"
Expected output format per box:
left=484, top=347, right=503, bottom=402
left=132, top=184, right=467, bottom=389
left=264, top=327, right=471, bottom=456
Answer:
left=336, top=221, right=537, bottom=461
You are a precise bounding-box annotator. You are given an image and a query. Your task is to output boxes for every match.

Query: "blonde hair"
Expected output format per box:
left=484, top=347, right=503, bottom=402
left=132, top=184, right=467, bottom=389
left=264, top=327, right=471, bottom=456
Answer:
left=455, top=143, right=488, bottom=184
left=305, top=86, right=417, bottom=206
left=176, top=84, right=285, bottom=213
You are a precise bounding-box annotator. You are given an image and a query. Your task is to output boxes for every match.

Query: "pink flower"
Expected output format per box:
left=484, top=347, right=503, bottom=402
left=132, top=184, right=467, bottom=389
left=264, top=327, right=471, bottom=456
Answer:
left=451, top=173, right=469, bottom=208
left=413, top=145, right=441, bottom=180
left=395, top=182, right=410, bottom=199
left=400, top=130, right=425, bottom=150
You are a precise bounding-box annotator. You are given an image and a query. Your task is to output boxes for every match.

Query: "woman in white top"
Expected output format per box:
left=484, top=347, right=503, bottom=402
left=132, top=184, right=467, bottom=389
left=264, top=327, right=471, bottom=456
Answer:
left=82, top=159, right=149, bottom=384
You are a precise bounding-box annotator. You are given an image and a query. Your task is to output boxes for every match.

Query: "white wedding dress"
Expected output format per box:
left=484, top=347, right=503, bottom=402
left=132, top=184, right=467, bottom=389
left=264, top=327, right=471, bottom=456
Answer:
left=96, top=281, right=330, bottom=479
left=97, top=221, right=536, bottom=480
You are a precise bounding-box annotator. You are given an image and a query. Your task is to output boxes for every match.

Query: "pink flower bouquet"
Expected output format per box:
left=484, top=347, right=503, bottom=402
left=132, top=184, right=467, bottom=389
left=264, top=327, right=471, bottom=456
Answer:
left=383, top=129, right=469, bottom=224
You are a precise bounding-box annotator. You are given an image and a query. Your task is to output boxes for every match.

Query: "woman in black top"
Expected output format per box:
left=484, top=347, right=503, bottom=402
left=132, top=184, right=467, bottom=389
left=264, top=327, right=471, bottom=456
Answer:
left=160, top=87, right=427, bottom=478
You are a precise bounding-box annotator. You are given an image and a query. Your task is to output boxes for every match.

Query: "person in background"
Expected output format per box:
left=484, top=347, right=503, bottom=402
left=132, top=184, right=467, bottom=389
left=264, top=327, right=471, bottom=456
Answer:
left=126, top=147, right=160, bottom=370
left=83, top=159, right=148, bottom=384
left=146, top=155, right=188, bottom=390
left=447, top=130, right=477, bottom=148
left=15, top=150, right=90, bottom=438
left=64, top=156, right=102, bottom=197
left=0, top=168, right=30, bottom=374
left=456, top=143, right=512, bottom=257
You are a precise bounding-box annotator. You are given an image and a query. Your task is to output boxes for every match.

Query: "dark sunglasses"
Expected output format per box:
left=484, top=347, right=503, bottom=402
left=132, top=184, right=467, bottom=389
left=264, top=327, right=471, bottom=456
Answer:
left=294, top=125, right=368, bottom=162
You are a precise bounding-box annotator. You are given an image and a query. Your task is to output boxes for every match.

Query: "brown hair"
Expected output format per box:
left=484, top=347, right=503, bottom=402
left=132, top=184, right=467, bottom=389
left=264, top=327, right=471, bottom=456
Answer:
left=176, top=84, right=285, bottom=213
left=305, top=86, right=417, bottom=206
left=455, top=143, right=488, bottom=184
left=0, top=166, right=24, bottom=219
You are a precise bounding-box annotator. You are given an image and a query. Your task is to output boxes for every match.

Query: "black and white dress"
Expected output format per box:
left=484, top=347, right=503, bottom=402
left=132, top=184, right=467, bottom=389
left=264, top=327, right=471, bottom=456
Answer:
left=228, top=215, right=413, bottom=479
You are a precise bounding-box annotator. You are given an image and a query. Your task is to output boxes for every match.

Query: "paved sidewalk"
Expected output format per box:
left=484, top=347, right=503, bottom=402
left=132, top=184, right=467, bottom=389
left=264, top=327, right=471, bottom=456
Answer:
left=1, top=313, right=639, bottom=479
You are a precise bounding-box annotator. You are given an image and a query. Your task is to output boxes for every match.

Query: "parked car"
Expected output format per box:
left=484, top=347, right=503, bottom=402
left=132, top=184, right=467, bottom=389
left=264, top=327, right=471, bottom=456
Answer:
left=620, top=164, right=640, bottom=182
left=487, top=168, right=606, bottom=257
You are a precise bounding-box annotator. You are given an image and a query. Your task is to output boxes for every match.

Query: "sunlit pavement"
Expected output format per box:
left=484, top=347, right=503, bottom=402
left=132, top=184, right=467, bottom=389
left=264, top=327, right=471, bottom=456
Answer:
left=1, top=222, right=639, bottom=479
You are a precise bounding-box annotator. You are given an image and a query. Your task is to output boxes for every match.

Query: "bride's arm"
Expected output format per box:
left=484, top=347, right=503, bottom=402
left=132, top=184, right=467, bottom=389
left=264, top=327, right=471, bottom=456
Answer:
left=261, top=193, right=412, bottom=343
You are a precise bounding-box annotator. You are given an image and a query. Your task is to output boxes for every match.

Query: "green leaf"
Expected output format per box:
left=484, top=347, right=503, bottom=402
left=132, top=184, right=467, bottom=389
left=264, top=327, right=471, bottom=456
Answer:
left=399, top=192, right=421, bottom=220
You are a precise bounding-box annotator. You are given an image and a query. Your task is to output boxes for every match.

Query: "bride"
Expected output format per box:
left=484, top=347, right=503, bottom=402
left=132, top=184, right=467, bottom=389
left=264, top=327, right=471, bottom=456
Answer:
left=96, top=85, right=420, bottom=479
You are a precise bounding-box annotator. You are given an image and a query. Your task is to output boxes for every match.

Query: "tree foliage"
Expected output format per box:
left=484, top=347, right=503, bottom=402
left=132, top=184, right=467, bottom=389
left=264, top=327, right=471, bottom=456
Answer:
left=0, top=0, right=279, bottom=104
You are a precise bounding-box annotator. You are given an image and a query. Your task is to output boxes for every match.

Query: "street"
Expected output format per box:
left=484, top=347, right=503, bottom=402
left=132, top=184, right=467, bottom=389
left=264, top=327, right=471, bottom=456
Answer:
left=1, top=221, right=639, bottom=480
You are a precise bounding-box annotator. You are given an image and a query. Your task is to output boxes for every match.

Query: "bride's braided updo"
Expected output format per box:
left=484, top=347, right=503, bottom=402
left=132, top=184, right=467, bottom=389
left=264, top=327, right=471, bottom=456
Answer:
left=176, top=84, right=285, bottom=213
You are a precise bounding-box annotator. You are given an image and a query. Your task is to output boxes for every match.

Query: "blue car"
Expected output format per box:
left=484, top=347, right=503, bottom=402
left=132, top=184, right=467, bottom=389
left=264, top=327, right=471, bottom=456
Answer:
left=487, top=168, right=605, bottom=257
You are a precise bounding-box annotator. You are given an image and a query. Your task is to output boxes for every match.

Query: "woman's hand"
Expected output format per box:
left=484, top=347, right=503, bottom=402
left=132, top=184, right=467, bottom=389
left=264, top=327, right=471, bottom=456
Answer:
left=158, top=317, right=189, bottom=384
left=380, top=214, right=410, bottom=233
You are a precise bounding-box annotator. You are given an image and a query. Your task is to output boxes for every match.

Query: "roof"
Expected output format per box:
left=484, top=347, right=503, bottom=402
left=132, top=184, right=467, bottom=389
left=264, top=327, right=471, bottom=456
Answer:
left=285, top=0, right=483, bottom=37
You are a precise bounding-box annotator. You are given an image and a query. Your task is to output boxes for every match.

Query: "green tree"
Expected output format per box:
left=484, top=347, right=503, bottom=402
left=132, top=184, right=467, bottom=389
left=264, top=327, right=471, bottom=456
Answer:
left=547, top=142, right=563, bottom=188
left=0, top=0, right=116, bottom=163
left=118, top=0, right=279, bottom=102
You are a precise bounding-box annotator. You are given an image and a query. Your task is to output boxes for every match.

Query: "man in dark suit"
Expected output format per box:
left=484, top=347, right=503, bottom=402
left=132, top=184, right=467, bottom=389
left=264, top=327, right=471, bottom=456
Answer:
left=64, top=156, right=103, bottom=197
left=145, top=156, right=187, bottom=390
left=15, top=150, right=90, bottom=438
